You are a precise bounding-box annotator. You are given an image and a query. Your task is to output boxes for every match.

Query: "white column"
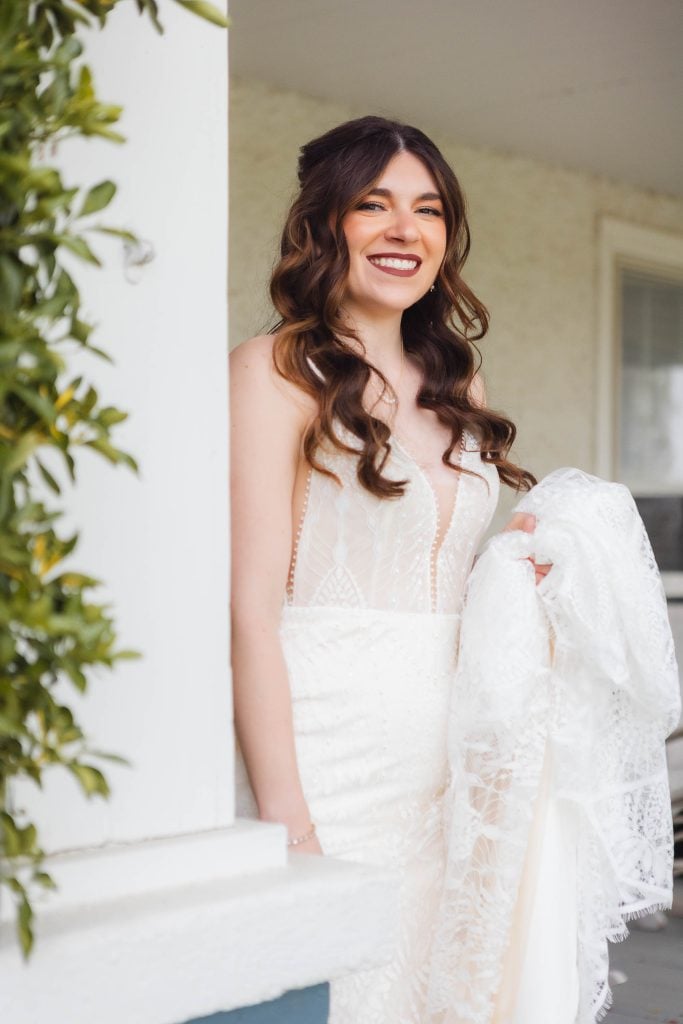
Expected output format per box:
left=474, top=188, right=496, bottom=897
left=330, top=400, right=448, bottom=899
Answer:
left=7, top=0, right=232, bottom=851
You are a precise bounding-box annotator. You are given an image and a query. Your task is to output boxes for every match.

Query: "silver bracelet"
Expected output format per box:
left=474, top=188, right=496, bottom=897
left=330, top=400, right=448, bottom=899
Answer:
left=287, top=821, right=316, bottom=847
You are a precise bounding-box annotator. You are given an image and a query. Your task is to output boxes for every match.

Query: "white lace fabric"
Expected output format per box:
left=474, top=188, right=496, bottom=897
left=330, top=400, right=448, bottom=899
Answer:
left=285, top=422, right=499, bottom=615
left=427, top=467, right=681, bottom=1024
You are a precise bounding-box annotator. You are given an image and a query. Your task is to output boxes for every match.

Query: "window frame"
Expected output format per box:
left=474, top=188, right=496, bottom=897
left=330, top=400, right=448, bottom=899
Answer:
left=596, top=216, right=683, bottom=598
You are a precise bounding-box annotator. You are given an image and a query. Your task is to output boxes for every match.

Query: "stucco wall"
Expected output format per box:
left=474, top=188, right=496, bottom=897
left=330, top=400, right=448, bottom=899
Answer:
left=229, top=76, right=683, bottom=527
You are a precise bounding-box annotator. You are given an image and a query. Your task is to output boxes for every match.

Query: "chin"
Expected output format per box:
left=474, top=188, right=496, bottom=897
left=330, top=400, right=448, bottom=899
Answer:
left=353, top=286, right=426, bottom=315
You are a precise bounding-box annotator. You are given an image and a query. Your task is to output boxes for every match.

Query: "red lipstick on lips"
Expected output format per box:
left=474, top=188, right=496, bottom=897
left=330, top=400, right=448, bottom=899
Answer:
left=366, top=252, right=422, bottom=278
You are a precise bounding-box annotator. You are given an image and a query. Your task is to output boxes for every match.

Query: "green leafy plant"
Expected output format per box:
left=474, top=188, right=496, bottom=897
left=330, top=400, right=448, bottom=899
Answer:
left=0, top=0, right=228, bottom=958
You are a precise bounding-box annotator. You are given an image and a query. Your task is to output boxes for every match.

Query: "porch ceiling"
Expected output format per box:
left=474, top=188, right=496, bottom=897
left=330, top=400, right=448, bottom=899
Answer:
left=228, top=0, right=683, bottom=199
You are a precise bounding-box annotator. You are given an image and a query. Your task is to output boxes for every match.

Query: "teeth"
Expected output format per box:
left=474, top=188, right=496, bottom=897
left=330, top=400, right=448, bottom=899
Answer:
left=369, top=257, right=419, bottom=270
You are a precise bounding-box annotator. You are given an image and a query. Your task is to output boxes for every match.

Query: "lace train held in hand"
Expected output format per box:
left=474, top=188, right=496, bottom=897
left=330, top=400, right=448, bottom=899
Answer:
left=427, top=467, right=681, bottom=1024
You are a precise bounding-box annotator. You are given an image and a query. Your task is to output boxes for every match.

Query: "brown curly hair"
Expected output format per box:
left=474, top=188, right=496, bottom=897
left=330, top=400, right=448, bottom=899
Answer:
left=269, top=114, right=536, bottom=496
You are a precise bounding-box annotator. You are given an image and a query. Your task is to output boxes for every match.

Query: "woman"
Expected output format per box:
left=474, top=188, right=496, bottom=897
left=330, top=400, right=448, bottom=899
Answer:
left=230, top=115, right=549, bottom=1023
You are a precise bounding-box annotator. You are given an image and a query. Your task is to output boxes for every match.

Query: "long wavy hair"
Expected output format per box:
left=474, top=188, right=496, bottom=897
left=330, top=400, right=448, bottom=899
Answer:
left=269, top=115, right=536, bottom=496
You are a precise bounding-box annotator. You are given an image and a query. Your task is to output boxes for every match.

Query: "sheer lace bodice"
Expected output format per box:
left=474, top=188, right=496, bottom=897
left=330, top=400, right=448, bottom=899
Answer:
left=285, top=421, right=500, bottom=614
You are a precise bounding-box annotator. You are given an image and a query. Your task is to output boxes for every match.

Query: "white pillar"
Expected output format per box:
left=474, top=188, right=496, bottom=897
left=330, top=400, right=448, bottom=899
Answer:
left=6, top=0, right=233, bottom=855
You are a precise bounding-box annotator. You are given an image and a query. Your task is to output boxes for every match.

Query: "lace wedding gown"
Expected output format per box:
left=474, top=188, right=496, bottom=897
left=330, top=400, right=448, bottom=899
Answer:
left=236, top=415, right=510, bottom=1021
left=233, top=403, right=675, bottom=1022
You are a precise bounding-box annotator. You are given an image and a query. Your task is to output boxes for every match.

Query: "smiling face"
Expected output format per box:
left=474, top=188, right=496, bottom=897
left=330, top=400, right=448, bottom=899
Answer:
left=339, top=149, right=448, bottom=318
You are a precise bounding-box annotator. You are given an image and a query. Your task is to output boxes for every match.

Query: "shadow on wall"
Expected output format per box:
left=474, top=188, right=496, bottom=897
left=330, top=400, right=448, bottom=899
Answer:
left=180, top=983, right=330, bottom=1024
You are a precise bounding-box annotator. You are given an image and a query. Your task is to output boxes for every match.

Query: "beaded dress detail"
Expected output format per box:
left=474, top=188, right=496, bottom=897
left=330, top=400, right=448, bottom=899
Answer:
left=235, top=415, right=500, bottom=1024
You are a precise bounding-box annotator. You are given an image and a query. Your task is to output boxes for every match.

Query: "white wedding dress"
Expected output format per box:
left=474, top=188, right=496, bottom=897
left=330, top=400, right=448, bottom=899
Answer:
left=237, top=415, right=492, bottom=1017
left=236, top=419, right=679, bottom=1019
left=234, top=416, right=585, bottom=1022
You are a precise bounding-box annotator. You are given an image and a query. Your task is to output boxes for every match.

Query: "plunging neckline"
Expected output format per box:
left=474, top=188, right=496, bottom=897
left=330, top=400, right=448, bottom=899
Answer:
left=330, top=416, right=472, bottom=571
left=390, top=430, right=470, bottom=566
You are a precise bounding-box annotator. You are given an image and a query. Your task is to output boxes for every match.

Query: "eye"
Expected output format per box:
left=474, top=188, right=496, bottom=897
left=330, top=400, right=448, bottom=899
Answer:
left=356, top=201, right=385, bottom=212
left=417, top=206, right=443, bottom=217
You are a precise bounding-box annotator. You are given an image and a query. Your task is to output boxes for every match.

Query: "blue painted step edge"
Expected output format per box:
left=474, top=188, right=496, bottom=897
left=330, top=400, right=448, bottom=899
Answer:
left=180, top=982, right=330, bottom=1024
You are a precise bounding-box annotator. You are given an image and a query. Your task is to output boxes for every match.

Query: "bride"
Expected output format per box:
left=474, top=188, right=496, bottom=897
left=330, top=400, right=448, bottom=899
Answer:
left=230, top=115, right=553, bottom=1023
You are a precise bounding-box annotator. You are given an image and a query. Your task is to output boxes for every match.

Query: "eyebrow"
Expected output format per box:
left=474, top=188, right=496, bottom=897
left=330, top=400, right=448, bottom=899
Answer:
left=366, top=187, right=443, bottom=202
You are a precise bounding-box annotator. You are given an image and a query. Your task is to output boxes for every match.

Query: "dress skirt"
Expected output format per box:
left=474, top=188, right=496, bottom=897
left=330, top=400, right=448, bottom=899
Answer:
left=279, top=604, right=461, bottom=1024
left=234, top=604, right=580, bottom=1024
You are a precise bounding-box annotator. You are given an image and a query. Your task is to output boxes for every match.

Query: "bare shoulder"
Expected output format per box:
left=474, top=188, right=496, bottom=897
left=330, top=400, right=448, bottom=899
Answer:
left=229, top=333, right=318, bottom=432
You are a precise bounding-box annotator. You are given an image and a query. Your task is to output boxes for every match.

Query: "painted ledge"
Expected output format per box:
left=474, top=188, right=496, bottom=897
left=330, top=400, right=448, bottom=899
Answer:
left=0, top=819, right=400, bottom=1024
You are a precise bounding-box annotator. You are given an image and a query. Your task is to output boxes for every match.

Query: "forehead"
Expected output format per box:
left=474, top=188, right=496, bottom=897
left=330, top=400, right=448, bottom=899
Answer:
left=371, top=150, right=441, bottom=198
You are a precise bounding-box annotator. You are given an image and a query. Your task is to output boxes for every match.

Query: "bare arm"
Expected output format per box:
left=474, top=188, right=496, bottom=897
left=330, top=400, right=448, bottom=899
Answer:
left=229, top=335, right=322, bottom=852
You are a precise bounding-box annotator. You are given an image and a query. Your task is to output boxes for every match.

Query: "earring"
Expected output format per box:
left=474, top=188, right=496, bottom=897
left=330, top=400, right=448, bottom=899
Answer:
left=429, top=283, right=436, bottom=292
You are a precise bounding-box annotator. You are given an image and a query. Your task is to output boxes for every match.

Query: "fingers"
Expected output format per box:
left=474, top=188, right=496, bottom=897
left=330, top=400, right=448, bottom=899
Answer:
left=503, top=512, right=536, bottom=534
left=500, top=513, right=552, bottom=585
left=532, top=560, right=553, bottom=586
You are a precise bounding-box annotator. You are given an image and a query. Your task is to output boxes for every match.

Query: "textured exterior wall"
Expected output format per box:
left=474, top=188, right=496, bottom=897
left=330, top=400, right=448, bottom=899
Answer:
left=229, top=76, right=683, bottom=527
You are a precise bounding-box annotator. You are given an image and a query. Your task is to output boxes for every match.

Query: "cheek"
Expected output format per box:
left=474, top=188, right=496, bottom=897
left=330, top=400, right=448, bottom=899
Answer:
left=342, top=213, right=378, bottom=256
left=342, top=226, right=362, bottom=258
left=431, top=223, right=448, bottom=256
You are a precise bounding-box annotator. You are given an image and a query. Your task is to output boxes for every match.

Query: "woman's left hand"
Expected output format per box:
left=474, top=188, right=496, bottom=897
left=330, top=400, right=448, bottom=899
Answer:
left=502, top=512, right=553, bottom=586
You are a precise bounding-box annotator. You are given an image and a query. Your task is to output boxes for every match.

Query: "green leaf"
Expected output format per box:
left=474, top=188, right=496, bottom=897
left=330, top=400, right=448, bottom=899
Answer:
left=81, top=385, right=98, bottom=414
left=4, top=878, right=25, bottom=897
left=10, top=384, right=56, bottom=425
left=62, top=662, right=87, bottom=692
left=20, top=824, right=38, bottom=856
left=84, top=437, right=133, bottom=467
left=82, top=125, right=126, bottom=144
left=68, top=763, right=110, bottom=798
left=71, top=318, right=94, bottom=344
left=0, top=714, right=28, bottom=738
left=60, top=4, right=92, bottom=27
left=0, top=254, right=25, bottom=312
left=34, top=871, right=57, bottom=891
left=37, top=188, right=79, bottom=216
left=173, top=0, right=230, bottom=27
left=35, top=458, right=61, bottom=495
left=92, top=225, right=138, bottom=243
left=60, top=447, right=77, bottom=482
left=5, top=432, right=42, bottom=473
left=112, top=648, right=142, bottom=661
left=84, top=342, right=114, bottom=364
left=98, top=407, right=128, bottom=427
left=135, top=0, right=164, bottom=32
left=53, top=571, right=102, bottom=588
left=77, top=64, right=94, bottom=100
left=18, top=897, right=33, bottom=959
left=54, top=234, right=102, bottom=267
left=0, top=813, right=21, bottom=857
left=54, top=36, right=83, bottom=64
left=78, top=180, right=116, bottom=217
left=88, top=750, right=132, bottom=767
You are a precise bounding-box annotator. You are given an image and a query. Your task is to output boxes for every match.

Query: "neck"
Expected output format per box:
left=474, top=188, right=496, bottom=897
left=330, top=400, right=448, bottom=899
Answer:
left=338, top=304, right=404, bottom=374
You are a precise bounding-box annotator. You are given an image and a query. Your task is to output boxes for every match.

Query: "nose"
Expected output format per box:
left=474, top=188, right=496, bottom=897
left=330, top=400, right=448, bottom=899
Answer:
left=385, top=207, right=420, bottom=244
